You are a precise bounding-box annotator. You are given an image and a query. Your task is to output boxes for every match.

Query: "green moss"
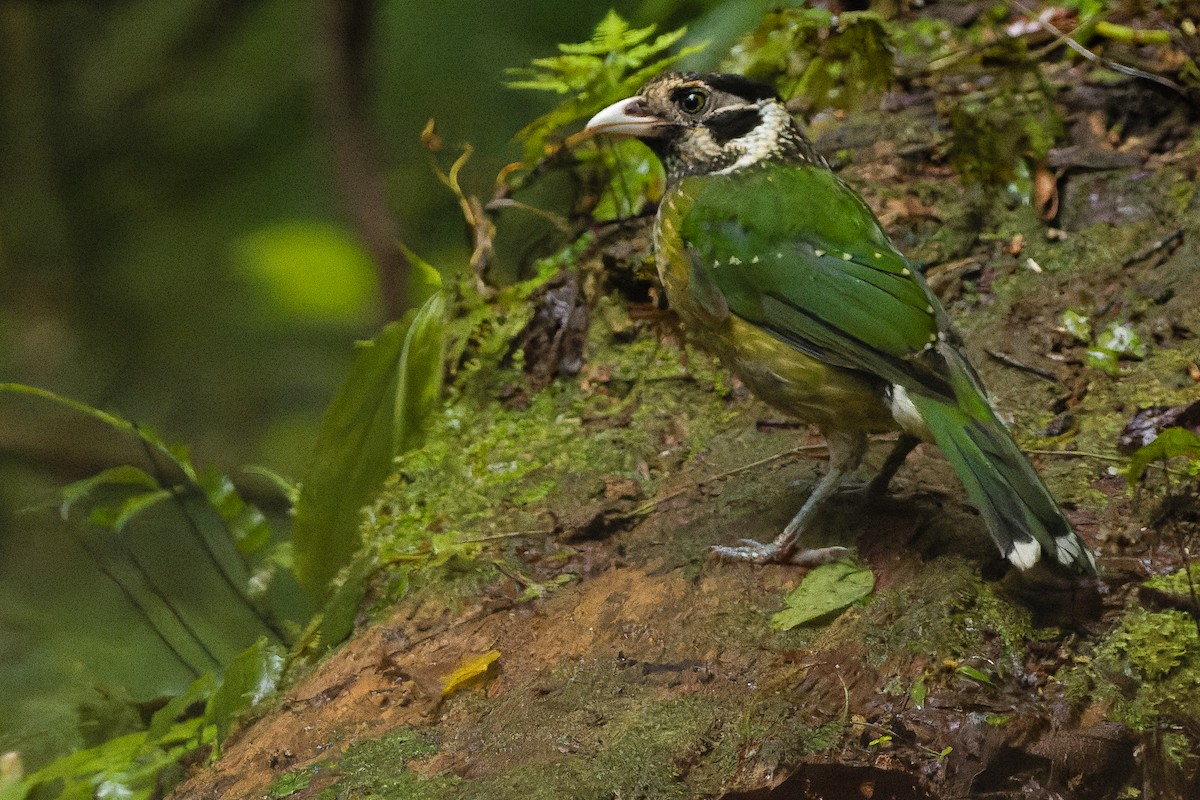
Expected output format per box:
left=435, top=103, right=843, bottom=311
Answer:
left=266, top=768, right=313, bottom=798
left=1145, top=568, right=1200, bottom=597
left=319, top=727, right=456, bottom=799
left=363, top=288, right=737, bottom=609
left=1062, top=608, right=1200, bottom=730
left=454, top=696, right=721, bottom=799
left=858, top=561, right=1031, bottom=666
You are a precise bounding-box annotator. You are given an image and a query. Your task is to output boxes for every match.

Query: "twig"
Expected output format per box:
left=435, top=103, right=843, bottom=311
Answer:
left=986, top=350, right=1060, bottom=383
left=633, top=444, right=830, bottom=516
left=456, top=528, right=556, bottom=544
left=1024, top=448, right=1123, bottom=462
left=1122, top=228, right=1183, bottom=267
left=485, top=198, right=574, bottom=234
left=1008, top=0, right=1189, bottom=96
left=1025, top=447, right=1189, bottom=479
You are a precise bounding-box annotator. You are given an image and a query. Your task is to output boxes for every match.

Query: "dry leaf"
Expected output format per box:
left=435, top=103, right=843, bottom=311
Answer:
left=440, top=650, right=501, bottom=699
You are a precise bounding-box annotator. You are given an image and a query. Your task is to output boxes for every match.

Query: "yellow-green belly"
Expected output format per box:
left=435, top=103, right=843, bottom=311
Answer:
left=654, top=261, right=894, bottom=435
left=688, top=308, right=897, bottom=434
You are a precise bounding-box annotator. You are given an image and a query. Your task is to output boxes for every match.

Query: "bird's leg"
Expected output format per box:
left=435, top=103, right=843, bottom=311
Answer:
left=713, top=431, right=867, bottom=564
left=863, top=434, right=920, bottom=496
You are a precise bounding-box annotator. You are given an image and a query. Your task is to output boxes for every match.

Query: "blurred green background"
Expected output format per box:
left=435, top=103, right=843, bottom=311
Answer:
left=1, top=0, right=801, bottom=770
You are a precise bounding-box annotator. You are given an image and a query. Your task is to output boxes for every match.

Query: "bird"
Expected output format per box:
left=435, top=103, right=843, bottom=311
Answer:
left=584, top=72, right=1096, bottom=576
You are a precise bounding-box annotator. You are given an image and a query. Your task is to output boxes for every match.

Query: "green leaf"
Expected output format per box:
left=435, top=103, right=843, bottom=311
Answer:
left=292, top=292, right=447, bottom=601
left=205, top=637, right=284, bottom=751
left=955, top=664, right=995, bottom=686
left=399, top=243, right=444, bottom=310
left=199, top=470, right=272, bottom=553
left=60, top=465, right=160, bottom=520
left=311, top=554, right=378, bottom=654
left=1095, top=321, right=1147, bottom=359
left=148, top=672, right=219, bottom=742
left=1084, top=347, right=1121, bottom=376
left=267, top=769, right=312, bottom=799
left=1086, top=322, right=1146, bottom=376
left=1126, top=427, right=1200, bottom=485
left=241, top=465, right=300, bottom=506
left=770, top=561, right=875, bottom=630
left=910, top=675, right=927, bottom=709
left=505, top=10, right=704, bottom=163
left=1059, top=309, right=1091, bottom=342
left=394, top=292, right=448, bottom=455
left=89, top=487, right=173, bottom=531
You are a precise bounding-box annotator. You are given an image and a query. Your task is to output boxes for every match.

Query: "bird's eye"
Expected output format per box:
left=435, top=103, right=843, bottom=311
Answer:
left=679, top=89, right=708, bottom=114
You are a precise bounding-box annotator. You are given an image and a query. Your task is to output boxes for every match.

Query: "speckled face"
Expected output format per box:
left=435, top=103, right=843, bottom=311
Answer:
left=585, top=72, right=822, bottom=182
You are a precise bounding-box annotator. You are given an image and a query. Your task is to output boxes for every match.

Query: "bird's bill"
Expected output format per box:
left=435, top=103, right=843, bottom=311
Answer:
left=585, top=96, right=664, bottom=138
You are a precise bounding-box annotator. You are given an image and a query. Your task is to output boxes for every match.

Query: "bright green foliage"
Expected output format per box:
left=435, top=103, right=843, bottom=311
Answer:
left=266, top=768, right=311, bottom=799
left=291, top=291, right=448, bottom=603
left=2, top=383, right=294, bottom=648
left=890, top=16, right=960, bottom=63
left=205, top=638, right=285, bottom=752
left=1087, top=321, right=1148, bottom=376
left=16, top=638, right=283, bottom=800
left=506, top=10, right=705, bottom=162
left=319, top=728, right=456, bottom=799
left=771, top=561, right=876, bottom=630
left=1058, top=312, right=1149, bottom=376
left=296, top=555, right=380, bottom=658
left=574, top=137, right=666, bottom=222
left=1059, top=309, right=1092, bottom=342
left=724, top=9, right=893, bottom=111
left=1126, top=427, right=1200, bottom=485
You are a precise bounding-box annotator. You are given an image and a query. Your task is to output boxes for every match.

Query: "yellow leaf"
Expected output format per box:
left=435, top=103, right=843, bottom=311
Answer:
left=440, top=650, right=501, bottom=699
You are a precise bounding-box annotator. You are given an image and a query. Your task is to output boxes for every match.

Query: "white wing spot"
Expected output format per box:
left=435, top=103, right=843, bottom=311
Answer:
left=775, top=252, right=784, bottom=259
left=900, top=267, right=911, bottom=276
left=925, top=304, right=935, bottom=313
left=887, top=385, right=930, bottom=439
left=842, top=252, right=853, bottom=261
left=729, top=255, right=742, bottom=265
left=713, top=260, right=720, bottom=268
left=873, top=251, right=882, bottom=259
left=1007, top=539, right=1042, bottom=571
left=814, top=249, right=826, bottom=257
left=751, top=255, right=760, bottom=264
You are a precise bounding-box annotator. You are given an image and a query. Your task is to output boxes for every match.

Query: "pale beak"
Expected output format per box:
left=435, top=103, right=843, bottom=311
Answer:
left=584, top=96, right=665, bottom=138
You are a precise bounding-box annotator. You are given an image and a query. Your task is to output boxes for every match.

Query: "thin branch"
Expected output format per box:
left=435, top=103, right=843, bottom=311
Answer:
left=315, top=0, right=409, bottom=318
left=1009, top=0, right=1190, bottom=96
left=634, top=444, right=830, bottom=516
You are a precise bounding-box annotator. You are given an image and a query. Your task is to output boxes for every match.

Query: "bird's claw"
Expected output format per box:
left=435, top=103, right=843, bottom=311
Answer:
left=711, top=540, right=850, bottom=566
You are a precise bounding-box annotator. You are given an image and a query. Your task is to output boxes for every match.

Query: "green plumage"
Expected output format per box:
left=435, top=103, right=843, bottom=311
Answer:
left=586, top=71, right=1096, bottom=575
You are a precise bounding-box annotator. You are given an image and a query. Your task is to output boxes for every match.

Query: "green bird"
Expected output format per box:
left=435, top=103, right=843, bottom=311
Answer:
left=585, top=72, right=1096, bottom=575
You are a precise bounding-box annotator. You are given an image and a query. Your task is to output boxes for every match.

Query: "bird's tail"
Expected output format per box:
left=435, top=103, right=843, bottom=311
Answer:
left=907, top=358, right=1096, bottom=575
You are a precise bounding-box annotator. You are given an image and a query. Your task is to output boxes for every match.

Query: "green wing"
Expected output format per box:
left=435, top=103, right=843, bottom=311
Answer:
left=673, top=162, right=1095, bottom=574
left=676, top=163, right=951, bottom=399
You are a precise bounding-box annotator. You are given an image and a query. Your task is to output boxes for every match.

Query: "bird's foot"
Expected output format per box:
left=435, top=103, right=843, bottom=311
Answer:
left=711, top=538, right=850, bottom=566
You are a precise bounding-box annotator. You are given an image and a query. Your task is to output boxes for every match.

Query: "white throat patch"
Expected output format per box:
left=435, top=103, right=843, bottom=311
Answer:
left=713, top=101, right=792, bottom=175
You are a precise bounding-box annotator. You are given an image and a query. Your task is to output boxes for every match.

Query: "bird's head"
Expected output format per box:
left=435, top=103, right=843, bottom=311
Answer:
left=584, top=72, right=821, bottom=183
